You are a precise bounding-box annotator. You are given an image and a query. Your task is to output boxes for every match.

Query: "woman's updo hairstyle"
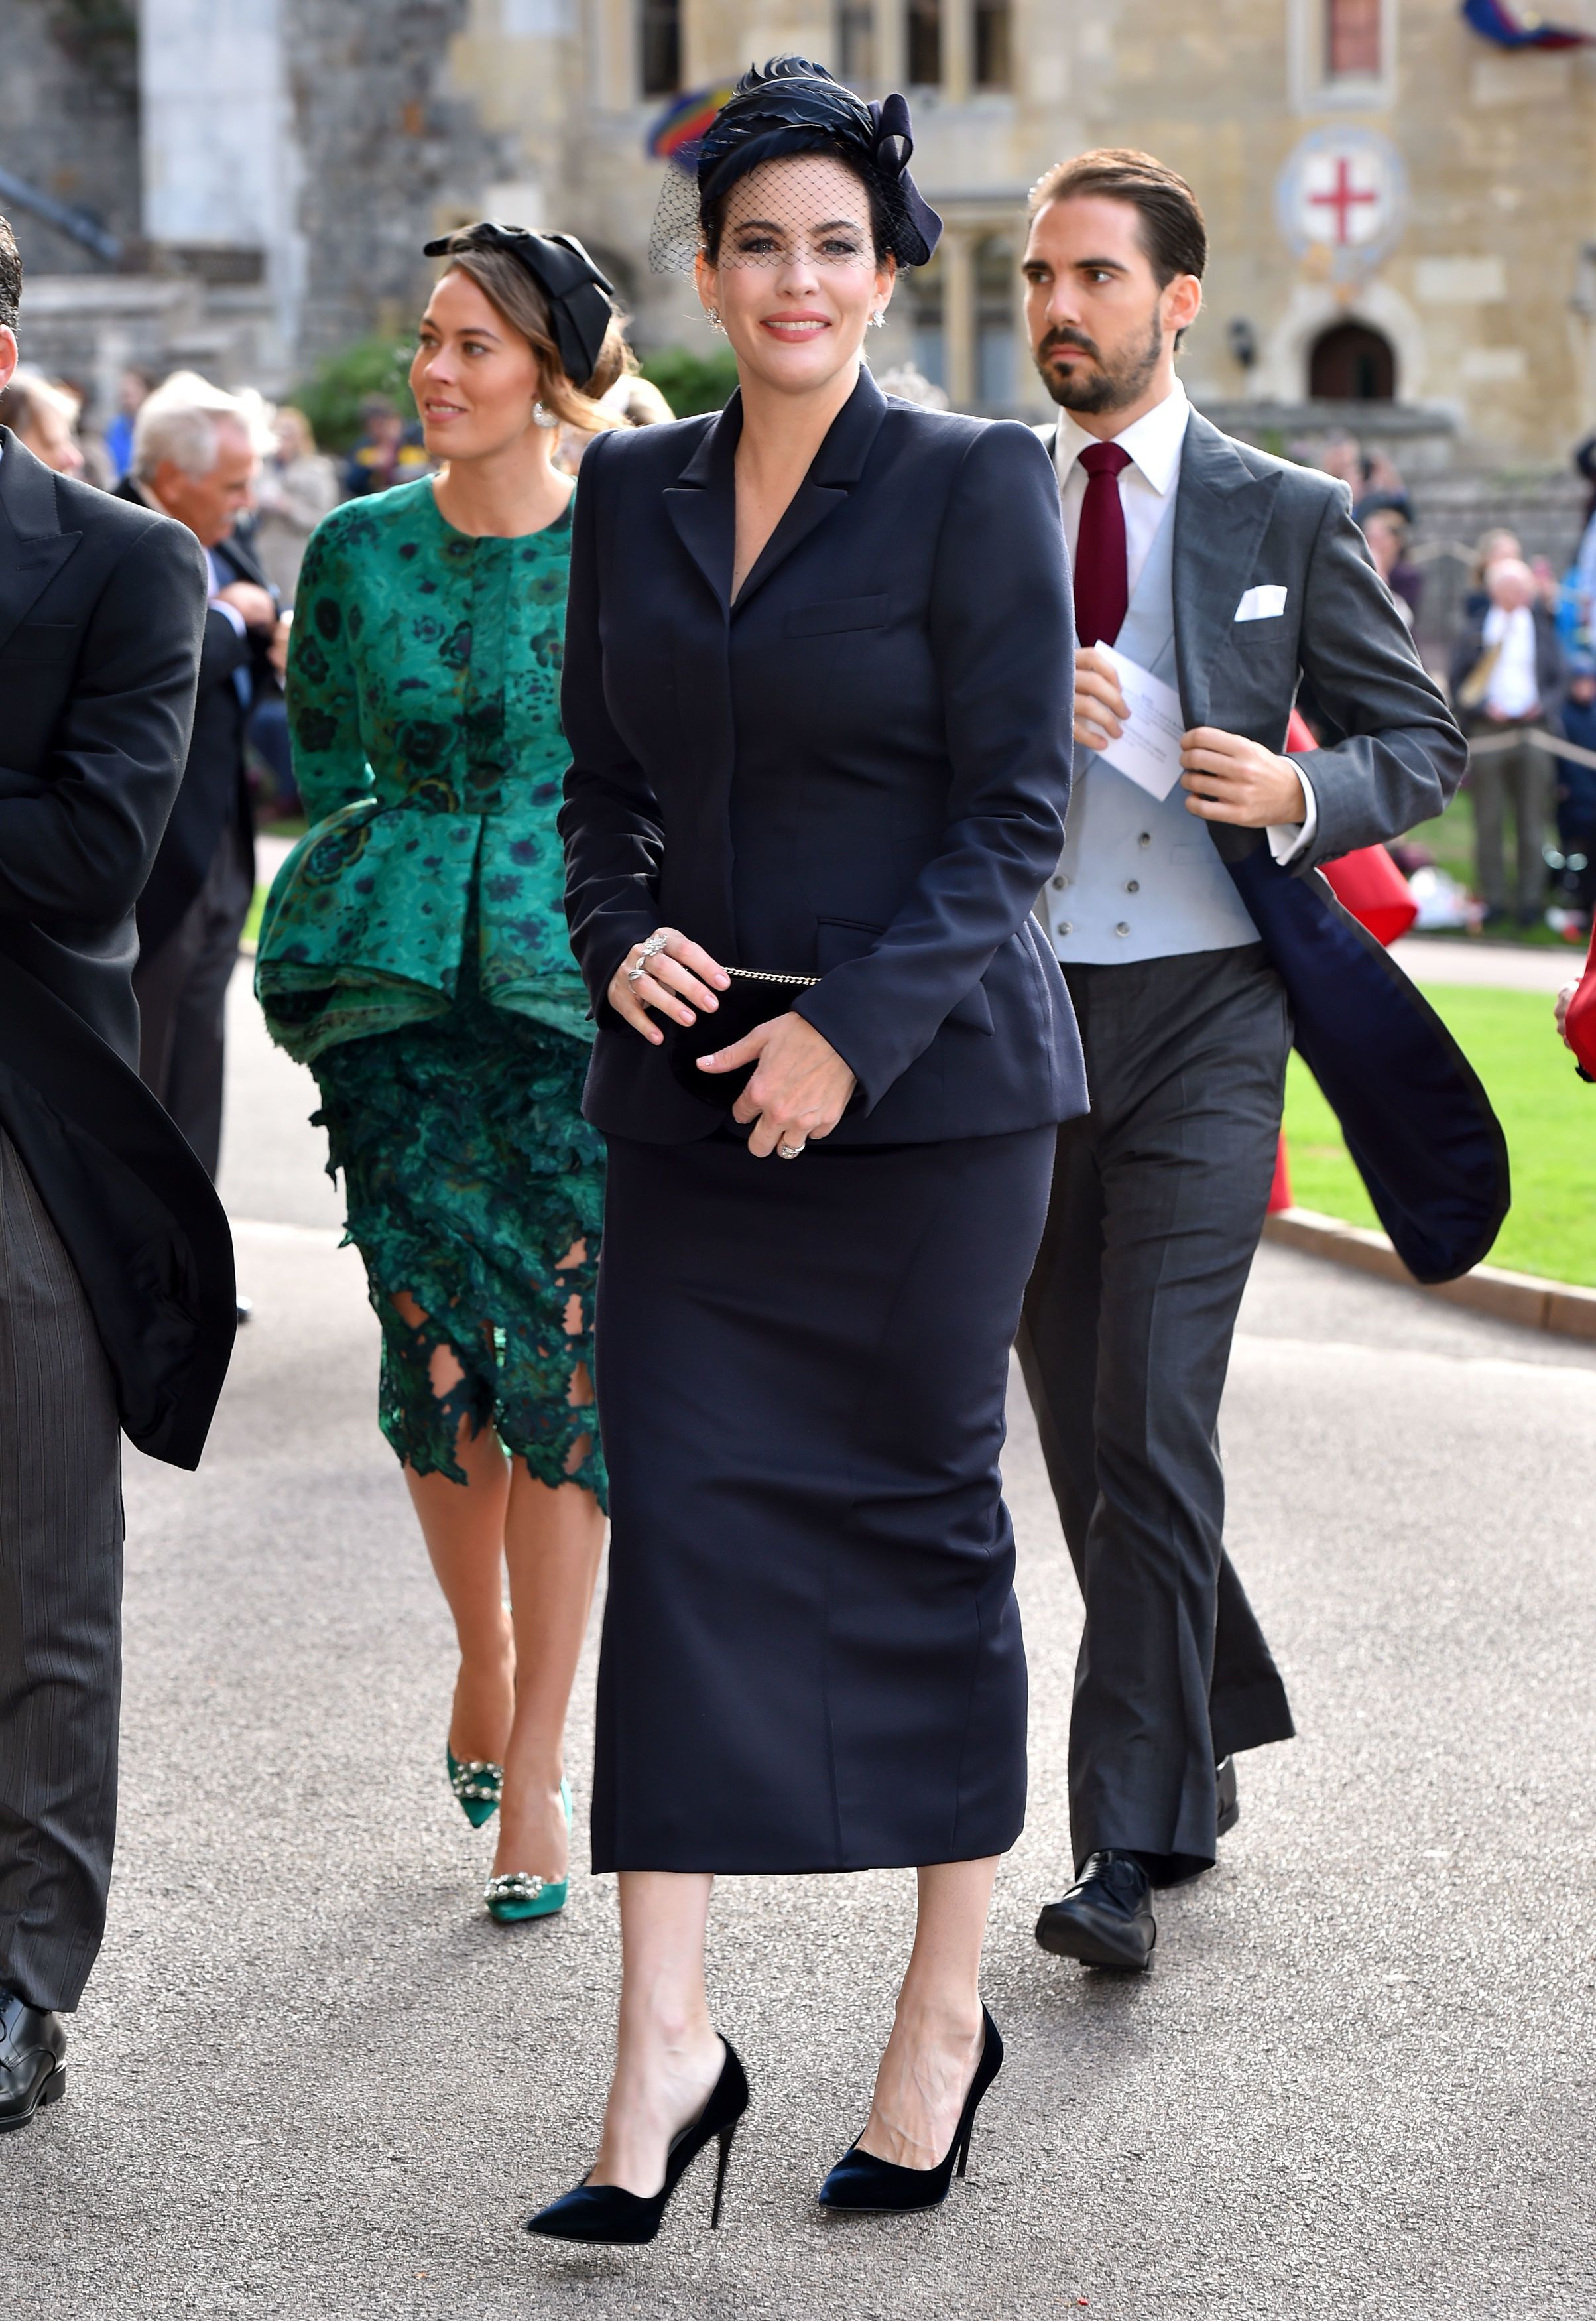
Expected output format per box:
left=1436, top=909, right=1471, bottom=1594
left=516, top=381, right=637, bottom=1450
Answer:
left=422, top=224, right=633, bottom=431
left=648, top=58, right=942, bottom=276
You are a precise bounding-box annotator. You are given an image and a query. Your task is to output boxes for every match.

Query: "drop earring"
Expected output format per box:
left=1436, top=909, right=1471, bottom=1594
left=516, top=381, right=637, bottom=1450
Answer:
left=533, top=400, right=559, bottom=429
left=868, top=310, right=886, bottom=329
left=704, top=306, right=723, bottom=331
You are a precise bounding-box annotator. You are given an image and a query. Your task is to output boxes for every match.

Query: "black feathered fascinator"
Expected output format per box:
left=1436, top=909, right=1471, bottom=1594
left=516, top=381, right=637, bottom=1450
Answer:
left=649, top=58, right=942, bottom=272
left=422, top=223, right=617, bottom=385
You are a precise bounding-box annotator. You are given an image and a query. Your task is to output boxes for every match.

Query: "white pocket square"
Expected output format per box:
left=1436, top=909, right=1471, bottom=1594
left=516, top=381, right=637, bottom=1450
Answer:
left=1235, top=584, right=1287, bottom=622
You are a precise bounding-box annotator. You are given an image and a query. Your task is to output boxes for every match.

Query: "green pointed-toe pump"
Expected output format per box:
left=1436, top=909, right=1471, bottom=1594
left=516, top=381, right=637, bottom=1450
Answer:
left=484, top=1779, right=572, bottom=1924
left=446, top=1748, right=503, bottom=1829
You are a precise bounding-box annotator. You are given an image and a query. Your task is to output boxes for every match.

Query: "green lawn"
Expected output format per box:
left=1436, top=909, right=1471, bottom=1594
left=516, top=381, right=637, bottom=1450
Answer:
left=1282, top=984, right=1596, bottom=1285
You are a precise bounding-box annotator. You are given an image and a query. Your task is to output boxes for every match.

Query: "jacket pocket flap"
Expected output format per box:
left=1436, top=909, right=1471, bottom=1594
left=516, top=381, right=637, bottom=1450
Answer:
left=0, top=622, right=77, bottom=661
left=785, top=595, right=889, bottom=637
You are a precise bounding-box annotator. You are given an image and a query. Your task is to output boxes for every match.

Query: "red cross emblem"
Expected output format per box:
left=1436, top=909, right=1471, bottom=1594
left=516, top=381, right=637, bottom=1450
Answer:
left=1308, top=157, right=1380, bottom=245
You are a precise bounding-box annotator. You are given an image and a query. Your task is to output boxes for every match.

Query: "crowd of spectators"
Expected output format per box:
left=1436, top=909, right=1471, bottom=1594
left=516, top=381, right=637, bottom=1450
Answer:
left=3, top=355, right=678, bottom=827
left=1298, top=428, right=1596, bottom=941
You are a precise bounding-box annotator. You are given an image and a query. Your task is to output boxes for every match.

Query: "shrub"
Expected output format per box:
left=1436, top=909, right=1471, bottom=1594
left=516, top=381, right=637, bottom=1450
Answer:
left=292, top=336, right=416, bottom=454
left=637, top=345, right=739, bottom=419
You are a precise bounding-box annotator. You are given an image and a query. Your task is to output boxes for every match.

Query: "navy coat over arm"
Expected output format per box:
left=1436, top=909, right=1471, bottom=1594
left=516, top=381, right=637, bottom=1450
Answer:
left=560, top=366, right=1085, bottom=1147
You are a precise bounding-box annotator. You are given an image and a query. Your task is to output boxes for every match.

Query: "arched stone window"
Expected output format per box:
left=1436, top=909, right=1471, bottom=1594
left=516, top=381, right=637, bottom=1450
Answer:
left=1309, top=319, right=1396, bottom=401
left=639, top=0, right=680, bottom=97
left=975, top=235, right=1016, bottom=409
left=1326, top=0, right=1382, bottom=79
left=906, top=0, right=943, bottom=85
left=909, top=251, right=946, bottom=388
left=835, top=0, right=875, bottom=84
left=974, top=0, right=1013, bottom=88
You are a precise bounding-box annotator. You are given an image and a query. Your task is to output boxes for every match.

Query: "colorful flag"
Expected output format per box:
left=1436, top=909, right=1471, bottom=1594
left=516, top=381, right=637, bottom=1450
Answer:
left=646, top=84, right=739, bottom=165
left=1461, top=0, right=1594, bottom=49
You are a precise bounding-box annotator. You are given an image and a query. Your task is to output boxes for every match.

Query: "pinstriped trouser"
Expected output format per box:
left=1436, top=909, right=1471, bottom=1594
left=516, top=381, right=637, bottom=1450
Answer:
left=0, top=1126, right=123, bottom=2014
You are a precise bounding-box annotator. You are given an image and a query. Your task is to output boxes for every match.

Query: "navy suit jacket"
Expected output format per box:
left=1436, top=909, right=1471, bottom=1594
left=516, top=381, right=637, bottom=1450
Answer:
left=0, top=431, right=235, bottom=1465
left=560, top=367, right=1085, bottom=1145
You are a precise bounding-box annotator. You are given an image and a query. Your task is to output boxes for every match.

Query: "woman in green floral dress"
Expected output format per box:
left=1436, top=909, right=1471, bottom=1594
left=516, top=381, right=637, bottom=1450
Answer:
left=257, top=225, right=631, bottom=1920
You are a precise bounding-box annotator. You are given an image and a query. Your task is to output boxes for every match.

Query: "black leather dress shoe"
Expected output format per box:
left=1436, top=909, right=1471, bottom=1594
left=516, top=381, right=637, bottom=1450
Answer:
left=1216, top=1755, right=1239, bottom=1839
left=0, top=1988, right=66, bottom=2129
left=1035, top=1850, right=1156, bottom=1970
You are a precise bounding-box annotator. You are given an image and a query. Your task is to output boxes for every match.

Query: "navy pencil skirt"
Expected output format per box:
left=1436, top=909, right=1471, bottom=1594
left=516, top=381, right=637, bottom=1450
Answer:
left=589, top=1122, right=1055, bottom=1875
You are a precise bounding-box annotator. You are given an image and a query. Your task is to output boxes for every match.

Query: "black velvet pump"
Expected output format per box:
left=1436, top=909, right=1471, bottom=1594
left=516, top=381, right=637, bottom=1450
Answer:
left=817, top=2007, right=1003, bottom=2214
left=525, top=2038, right=750, bottom=2245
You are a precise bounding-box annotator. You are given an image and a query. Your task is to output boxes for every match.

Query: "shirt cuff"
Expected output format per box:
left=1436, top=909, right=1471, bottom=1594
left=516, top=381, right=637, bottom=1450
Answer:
left=1267, top=765, right=1318, bottom=867
left=211, top=597, right=248, bottom=638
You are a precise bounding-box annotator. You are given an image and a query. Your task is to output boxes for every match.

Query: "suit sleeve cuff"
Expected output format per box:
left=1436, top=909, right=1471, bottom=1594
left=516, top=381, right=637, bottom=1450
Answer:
left=1268, top=764, right=1318, bottom=866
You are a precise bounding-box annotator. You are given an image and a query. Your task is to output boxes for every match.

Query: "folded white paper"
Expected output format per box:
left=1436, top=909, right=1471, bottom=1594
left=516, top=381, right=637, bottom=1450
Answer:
left=1093, top=645, right=1188, bottom=800
left=1235, top=584, right=1287, bottom=622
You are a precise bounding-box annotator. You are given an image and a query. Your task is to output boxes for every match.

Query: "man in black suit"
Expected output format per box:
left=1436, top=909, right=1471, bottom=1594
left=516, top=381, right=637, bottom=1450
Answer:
left=115, top=374, right=284, bottom=1182
left=0, top=218, right=235, bottom=2127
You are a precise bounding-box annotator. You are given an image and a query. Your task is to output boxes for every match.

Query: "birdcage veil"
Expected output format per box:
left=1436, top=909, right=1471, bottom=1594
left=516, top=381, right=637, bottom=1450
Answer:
left=648, top=58, right=942, bottom=276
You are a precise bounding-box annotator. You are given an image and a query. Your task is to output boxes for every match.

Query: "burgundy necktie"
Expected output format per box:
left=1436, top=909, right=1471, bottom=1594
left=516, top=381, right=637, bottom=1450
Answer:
left=1073, top=440, right=1133, bottom=649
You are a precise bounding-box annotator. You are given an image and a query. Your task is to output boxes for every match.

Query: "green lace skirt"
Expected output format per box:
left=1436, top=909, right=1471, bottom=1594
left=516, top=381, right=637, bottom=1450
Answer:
left=312, top=979, right=606, bottom=1505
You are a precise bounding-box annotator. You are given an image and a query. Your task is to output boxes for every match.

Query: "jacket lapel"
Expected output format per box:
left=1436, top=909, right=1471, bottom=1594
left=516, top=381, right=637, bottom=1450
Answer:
left=1172, top=412, right=1282, bottom=728
left=0, top=430, right=82, bottom=654
left=732, top=367, right=889, bottom=612
left=664, top=403, right=738, bottom=617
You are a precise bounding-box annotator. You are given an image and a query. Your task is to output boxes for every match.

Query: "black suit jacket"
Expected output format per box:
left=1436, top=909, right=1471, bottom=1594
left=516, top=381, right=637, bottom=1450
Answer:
left=560, top=367, right=1085, bottom=1145
left=113, top=478, right=266, bottom=956
left=0, top=431, right=235, bottom=1464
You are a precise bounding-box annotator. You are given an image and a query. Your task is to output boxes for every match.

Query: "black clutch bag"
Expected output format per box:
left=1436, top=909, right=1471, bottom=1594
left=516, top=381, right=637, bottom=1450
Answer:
left=667, top=967, right=820, bottom=1111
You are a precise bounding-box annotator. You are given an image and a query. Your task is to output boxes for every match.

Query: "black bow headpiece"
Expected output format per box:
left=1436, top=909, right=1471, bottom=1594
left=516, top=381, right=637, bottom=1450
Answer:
left=691, top=62, right=942, bottom=267
left=422, top=223, right=617, bottom=385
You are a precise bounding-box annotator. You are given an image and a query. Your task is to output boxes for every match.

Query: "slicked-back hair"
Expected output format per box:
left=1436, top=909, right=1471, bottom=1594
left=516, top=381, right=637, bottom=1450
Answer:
left=0, top=214, right=21, bottom=336
left=1028, top=149, right=1207, bottom=288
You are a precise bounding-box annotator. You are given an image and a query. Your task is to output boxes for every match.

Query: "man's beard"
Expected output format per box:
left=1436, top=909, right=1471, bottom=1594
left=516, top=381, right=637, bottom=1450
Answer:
left=1034, top=306, right=1164, bottom=416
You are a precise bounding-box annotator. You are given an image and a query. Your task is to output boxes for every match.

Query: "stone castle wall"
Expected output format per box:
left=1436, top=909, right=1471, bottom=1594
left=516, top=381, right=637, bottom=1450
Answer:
left=0, top=1, right=141, bottom=283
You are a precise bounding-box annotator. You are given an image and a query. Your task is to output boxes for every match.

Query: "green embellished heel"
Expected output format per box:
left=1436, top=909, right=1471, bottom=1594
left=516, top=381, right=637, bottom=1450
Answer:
left=485, top=1779, right=572, bottom=1924
left=447, top=1747, right=503, bottom=1829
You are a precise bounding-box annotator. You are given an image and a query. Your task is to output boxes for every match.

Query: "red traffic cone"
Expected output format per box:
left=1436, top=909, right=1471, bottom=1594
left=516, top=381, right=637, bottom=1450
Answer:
left=1268, top=1133, right=1293, bottom=1214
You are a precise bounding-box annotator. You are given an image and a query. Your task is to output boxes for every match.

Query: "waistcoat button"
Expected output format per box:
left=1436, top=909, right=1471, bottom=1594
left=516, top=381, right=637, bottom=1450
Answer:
left=1052, top=874, right=1068, bottom=890
left=1058, top=920, right=1074, bottom=936
left=1115, top=920, right=1130, bottom=936
left=1126, top=879, right=1140, bottom=893
left=1138, top=832, right=1152, bottom=849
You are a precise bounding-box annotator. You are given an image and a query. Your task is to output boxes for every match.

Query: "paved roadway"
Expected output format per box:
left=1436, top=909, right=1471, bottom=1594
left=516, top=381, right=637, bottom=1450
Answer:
left=5, top=968, right=1593, bottom=2321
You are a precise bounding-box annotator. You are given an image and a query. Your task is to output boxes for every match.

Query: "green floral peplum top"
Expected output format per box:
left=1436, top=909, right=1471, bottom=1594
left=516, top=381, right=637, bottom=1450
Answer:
left=255, top=477, right=590, bottom=1064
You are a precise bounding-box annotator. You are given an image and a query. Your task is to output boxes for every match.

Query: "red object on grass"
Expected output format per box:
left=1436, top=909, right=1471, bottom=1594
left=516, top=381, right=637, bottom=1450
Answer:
left=1562, top=920, right=1596, bottom=1078
left=1268, top=1134, right=1294, bottom=1213
left=1284, top=708, right=1418, bottom=947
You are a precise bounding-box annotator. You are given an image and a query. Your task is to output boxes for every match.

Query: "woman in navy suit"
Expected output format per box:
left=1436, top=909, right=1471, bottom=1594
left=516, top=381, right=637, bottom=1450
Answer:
left=529, top=62, right=1084, bottom=2242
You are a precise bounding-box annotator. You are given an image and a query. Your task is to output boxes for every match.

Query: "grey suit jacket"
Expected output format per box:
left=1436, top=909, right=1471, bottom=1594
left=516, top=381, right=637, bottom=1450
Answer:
left=1166, top=411, right=1466, bottom=859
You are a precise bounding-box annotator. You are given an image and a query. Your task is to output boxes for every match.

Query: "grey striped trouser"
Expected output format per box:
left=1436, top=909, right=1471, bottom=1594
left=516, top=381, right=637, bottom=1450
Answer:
left=0, top=1125, right=123, bottom=2014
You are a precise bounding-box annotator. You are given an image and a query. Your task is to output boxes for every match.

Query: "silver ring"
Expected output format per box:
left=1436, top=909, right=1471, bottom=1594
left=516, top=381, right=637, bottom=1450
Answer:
left=625, top=931, right=669, bottom=988
left=777, top=1142, right=804, bottom=1160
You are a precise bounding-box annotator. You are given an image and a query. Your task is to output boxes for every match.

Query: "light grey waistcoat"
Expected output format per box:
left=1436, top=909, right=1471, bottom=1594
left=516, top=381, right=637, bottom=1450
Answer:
left=1044, top=494, right=1260, bottom=965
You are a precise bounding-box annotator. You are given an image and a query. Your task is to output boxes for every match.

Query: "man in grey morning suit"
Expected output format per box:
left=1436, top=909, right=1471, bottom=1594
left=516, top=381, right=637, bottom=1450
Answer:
left=1014, top=153, right=1465, bottom=1968
left=0, top=218, right=234, bottom=2129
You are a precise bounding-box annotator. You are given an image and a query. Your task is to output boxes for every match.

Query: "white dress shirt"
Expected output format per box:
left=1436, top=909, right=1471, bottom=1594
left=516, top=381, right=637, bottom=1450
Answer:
left=1051, top=381, right=1316, bottom=863
left=1481, top=602, right=1540, bottom=720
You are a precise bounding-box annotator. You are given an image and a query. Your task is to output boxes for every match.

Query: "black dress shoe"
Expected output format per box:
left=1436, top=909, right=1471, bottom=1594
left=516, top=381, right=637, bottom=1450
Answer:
left=1215, top=1754, right=1239, bottom=1839
left=1035, top=1850, right=1155, bottom=1970
left=0, top=1989, right=66, bottom=2130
